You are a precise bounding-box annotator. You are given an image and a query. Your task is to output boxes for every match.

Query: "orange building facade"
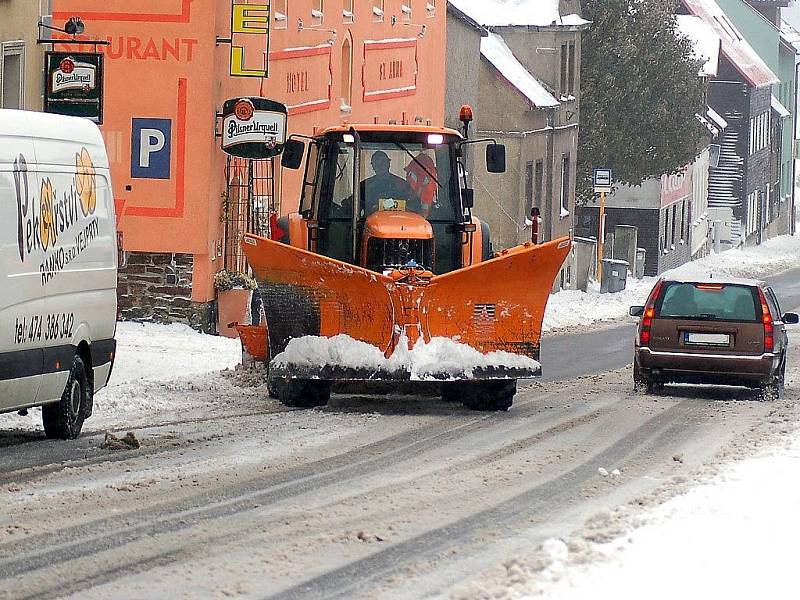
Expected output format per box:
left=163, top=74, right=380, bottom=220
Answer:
left=51, top=0, right=446, bottom=329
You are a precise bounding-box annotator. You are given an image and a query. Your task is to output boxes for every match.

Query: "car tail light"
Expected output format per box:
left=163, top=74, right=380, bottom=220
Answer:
left=758, top=288, right=774, bottom=352
left=639, top=279, right=664, bottom=347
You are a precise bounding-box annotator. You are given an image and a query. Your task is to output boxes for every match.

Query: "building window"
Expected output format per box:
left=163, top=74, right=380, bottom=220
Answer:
left=274, top=0, right=288, bottom=29
left=373, top=0, right=384, bottom=22
left=312, top=0, right=324, bottom=25
left=427, top=0, right=436, bottom=18
left=671, top=205, right=677, bottom=247
left=401, top=2, right=412, bottom=22
left=535, top=160, right=543, bottom=210
left=560, top=44, right=568, bottom=97
left=567, top=42, right=576, bottom=96
left=749, top=111, right=770, bottom=155
left=525, top=161, right=534, bottom=210
left=663, top=210, right=669, bottom=253
left=560, top=154, right=570, bottom=217
left=343, top=0, right=354, bottom=23
left=340, top=38, right=352, bottom=109
left=1, top=42, right=25, bottom=110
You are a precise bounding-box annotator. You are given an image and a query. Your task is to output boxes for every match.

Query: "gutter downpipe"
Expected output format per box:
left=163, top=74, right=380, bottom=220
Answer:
left=545, top=107, right=556, bottom=242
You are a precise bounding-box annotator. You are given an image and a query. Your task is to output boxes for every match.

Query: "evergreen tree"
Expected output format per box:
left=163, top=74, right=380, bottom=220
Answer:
left=578, top=0, right=708, bottom=200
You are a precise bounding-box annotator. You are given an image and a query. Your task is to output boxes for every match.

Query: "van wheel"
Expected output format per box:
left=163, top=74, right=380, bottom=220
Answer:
left=42, top=356, right=90, bottom=440
left=273, top=378, right=331, bottom=408
left=462, top=380, right=515, bottom=411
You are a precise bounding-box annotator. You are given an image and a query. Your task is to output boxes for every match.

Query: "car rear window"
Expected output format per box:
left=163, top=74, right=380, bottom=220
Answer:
left=656, top=282, right=758, bottom=322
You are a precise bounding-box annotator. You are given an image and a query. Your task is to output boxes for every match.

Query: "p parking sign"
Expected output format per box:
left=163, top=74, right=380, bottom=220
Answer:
left=131, top=118, right=172, bottom=179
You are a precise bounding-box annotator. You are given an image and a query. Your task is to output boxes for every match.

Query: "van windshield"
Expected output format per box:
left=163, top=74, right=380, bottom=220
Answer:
left=656, top=283, right=758, bottom=322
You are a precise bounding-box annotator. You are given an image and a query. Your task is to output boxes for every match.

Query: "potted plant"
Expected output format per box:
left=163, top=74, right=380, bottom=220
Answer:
left=215, top=269, right=257, bottom=338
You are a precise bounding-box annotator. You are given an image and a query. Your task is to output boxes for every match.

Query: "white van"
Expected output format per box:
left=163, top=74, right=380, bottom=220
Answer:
left=0, top=109, right=118, bottom=439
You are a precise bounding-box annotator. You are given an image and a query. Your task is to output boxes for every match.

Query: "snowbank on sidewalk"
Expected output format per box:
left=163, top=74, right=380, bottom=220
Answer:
left=2, top=322, right=242, bottom=432
left=272, top=333, right=540, bottom=379
left=543, top=232, right=800, bottom=333
left=533, top=432, right=800, bottom=600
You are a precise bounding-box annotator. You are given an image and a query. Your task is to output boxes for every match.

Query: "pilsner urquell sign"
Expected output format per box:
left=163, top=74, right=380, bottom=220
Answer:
left=44, top=52, right=104, bottom=124
left=221, top=97, right=287, bottom=159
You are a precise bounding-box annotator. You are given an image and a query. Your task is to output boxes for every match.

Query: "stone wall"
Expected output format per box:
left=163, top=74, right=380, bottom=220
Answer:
left=117, top=252, right=212, bottom=332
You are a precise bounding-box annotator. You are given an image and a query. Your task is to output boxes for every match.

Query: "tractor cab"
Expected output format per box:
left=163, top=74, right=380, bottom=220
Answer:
left=281, top=125, right=505, bottom=275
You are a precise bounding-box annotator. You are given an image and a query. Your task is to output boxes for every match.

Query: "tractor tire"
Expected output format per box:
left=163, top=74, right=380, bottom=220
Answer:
left=42, top=355, right=90, bottom=440
left=461, top=380, right=516, bottom=412
left=273, top=378, right=331, bottom=408
left=441, top=382, right=465, bottom=403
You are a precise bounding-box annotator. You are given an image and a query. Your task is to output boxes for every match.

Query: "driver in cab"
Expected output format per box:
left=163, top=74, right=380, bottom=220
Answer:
left=361, top=151, right=421, bottom=215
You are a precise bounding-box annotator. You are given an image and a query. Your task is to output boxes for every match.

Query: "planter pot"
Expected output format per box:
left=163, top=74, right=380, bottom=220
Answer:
left=217, top=288, right=252, bottom=338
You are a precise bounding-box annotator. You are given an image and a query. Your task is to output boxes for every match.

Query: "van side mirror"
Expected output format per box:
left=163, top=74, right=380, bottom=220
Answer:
left=629, top=306, right=644, bottom=317
left=783, top=312, right=799, bottom=324
left=486, top=143, right=506, bottom=173
left=281, top=139, right=306, bottom=170
left=461, top=188, right=474, bottom=209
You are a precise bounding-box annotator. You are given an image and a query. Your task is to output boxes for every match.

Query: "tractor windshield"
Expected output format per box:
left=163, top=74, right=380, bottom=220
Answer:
left=328, top=141, right=457, bottom=223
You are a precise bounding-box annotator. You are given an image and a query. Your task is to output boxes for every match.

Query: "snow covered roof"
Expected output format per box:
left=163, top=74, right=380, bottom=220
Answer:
left=480, top=32, right=560, bottom=108
left=771, top=95, right=791, bottom=119
left=682, top=0, right=779, bottom=88
left=449, top=0, right=590, bottom=28
left=675, top=15, right=720, bottom=77
left=780, top=19, right=800, bottom=51
left=707, top=105, right=728, bottom=130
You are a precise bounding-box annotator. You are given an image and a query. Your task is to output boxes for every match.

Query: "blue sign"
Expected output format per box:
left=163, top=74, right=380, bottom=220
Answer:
left=131, top=118, right=172, bottom=179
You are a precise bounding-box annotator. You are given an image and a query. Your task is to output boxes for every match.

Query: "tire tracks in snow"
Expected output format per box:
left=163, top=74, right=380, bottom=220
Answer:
left=267, top=400, right=692, bottom=600
left=0, top=389, right=587, bottom=590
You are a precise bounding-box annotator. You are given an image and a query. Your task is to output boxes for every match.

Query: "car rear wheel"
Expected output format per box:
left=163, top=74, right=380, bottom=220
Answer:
left=633, top=363, right=662, bottom=394
left=42, top=355, right=90, bottom=439
left=273, top=378, right=331, bottom=408
left=759, top=359, right=785, bottom=401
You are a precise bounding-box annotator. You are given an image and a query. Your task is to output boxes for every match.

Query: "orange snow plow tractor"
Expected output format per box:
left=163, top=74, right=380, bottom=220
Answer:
left=243, top=124, right=570, bottom=410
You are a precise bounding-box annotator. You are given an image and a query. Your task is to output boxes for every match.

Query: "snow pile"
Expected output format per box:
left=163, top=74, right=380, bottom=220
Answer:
left=534, top=433, right=800, bottom=600
left=3, top=322, right=242, bottom=431
left=480, top=33, right=559, bottom=108
left=450, top=0, right=589, bottom=27
left=272, top=333, right=540, bottom=380
left=543, top=232, right=800, bottom=333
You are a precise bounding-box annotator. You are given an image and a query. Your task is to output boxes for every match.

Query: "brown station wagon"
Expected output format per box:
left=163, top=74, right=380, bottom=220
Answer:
left=630, top=277, right=798, bottom=399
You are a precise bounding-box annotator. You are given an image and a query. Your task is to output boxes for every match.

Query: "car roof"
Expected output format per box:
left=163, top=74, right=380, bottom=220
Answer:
left=659, top=275, right=765, bottom=288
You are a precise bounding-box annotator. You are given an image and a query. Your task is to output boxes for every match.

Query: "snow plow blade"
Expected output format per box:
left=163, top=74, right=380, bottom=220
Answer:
left=243, top=234, right=570, bottom=382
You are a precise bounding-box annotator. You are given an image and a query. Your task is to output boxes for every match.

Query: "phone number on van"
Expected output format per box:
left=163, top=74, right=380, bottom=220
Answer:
left=13, top=313, right=75, bottom=345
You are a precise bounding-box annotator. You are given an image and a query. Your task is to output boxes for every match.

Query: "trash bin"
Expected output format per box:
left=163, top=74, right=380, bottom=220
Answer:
left=635, top=248, right=646, bottom=280
left=601, top=258, right=629, bottom=293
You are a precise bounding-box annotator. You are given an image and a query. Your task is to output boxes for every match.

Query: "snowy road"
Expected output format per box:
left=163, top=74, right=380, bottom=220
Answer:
left=1, top=332, right=797, bottom=598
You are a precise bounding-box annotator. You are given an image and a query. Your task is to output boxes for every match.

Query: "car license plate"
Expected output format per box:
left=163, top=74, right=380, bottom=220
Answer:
left=685, top=332, right=730, bottom=346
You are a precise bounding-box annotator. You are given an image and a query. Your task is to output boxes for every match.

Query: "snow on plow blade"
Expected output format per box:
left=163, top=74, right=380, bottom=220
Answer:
left=242, top=234, right=571, bottom=382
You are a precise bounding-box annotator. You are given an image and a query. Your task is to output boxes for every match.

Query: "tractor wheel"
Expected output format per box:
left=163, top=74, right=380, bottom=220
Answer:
left=441, top=382, right=465, bottom=403
left=461, top=380, right=516, bottom=412
left=273, top=378, right=331, bottom=408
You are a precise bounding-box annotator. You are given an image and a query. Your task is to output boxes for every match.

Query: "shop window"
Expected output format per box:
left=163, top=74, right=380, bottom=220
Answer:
left=525, top=162, right=534, bottom=210
left=340, top=38, right=352, bottom=110
left=1, top=42, right=24, bottom=110
left=343, top=0, right=354, bottom=23
left=273, top=0, right=288, bottom=29
left=373, top=0, right=384, bottom=22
